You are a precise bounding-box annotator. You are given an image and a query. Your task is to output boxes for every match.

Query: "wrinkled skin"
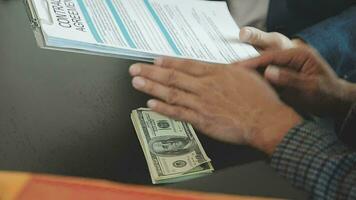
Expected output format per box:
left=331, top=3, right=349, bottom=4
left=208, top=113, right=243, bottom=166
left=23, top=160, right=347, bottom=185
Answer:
left=240, top=27, right=354, bottom=117
left=247, top=48, right=354, bottom=118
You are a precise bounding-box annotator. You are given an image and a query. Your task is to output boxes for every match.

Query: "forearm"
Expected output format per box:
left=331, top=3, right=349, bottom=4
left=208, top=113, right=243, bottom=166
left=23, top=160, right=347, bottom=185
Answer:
left=270, top=121, right=356, bottom=199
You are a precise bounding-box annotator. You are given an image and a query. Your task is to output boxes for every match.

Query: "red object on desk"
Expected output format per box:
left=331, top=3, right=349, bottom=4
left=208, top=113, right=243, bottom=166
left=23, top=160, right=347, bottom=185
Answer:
left=0, top=172, right=272, bottom=200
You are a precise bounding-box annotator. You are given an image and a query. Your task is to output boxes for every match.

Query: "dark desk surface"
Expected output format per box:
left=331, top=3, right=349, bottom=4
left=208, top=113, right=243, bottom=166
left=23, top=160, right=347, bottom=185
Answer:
left=0, top=0, right=307, bottom=199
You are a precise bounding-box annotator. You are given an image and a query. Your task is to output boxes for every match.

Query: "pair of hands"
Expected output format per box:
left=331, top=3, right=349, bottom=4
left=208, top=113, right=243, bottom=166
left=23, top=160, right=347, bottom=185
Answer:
left=239, top=27, right=354, bottom=118
left=129, top=27, right=353, bottom=154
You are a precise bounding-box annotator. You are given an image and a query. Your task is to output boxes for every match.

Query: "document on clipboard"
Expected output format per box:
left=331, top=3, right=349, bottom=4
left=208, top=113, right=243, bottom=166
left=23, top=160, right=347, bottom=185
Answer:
left=24, top=0, right=259, bottom=63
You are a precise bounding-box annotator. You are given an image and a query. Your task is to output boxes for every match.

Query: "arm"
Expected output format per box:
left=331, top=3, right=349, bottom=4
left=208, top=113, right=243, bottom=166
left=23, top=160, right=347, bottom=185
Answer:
left=129, top=47, right=356, bottom=198
left=296, top=6, right=356, bottom=78
left=271, top=120, right=356, bottom=199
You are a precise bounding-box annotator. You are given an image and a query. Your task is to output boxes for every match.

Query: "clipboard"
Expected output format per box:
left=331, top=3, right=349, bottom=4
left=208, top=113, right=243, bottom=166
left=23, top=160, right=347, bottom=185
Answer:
left=22, top=0, right=258, bottom=63
left=23, top=0, right=154, bottom=62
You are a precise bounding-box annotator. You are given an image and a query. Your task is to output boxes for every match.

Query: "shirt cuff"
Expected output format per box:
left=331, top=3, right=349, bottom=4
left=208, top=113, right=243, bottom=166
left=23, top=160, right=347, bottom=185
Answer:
left=270, top=120, right=348, bottom=196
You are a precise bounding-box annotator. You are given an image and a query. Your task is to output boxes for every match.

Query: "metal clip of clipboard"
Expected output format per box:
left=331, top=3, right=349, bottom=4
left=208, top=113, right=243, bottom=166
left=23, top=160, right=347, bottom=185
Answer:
left=24, top=0, right=40, bottom=29
left=23, top=0, right=54, bottom=48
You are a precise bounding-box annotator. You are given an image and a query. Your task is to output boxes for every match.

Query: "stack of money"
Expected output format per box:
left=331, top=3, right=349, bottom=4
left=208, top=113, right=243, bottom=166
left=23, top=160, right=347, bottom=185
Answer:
left=131, top=108, right=214, bottom=184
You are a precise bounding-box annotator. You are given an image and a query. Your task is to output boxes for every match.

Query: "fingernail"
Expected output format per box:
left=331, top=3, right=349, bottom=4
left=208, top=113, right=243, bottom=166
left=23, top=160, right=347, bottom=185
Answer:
left=265, top=66, right=280, bottom=82
left=154, top=57, right=164, bottom=66
left=132, top=77, right=146, bottom=88
left=147, top=99, right=157, bottom=108
left=240, top=28, right=252, bottom=42
left=129, top=64, right=141, bottom=75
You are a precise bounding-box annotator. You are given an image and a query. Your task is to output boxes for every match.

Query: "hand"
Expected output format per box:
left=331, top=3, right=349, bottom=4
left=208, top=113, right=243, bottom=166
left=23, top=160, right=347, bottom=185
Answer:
left=129, top=58, right=301, bottom=155
left=243, top=47, right=356, bottom=118
left=239, top=27, right=305, bottom=51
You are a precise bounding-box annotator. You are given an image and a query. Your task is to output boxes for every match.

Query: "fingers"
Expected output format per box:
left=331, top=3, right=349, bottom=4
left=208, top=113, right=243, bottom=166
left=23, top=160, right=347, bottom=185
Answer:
left=147, top=99, right=201, bottom=126
left=240, top=27, right=287, bottom=49
left=264, top=65, right=305, bottom=89
left=129, top=63, right=200, bottom=93
left=154, top=57, right=218, bottom=76
left=132, top=76, right=201, bottom=109
left=261, top=48, right=314, bottom=72
left=238, top=47, right=314, bottom=72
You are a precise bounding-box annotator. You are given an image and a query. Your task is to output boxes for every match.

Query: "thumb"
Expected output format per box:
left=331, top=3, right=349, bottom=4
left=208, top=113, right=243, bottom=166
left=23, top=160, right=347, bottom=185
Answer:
left=240, top=27, right=282, bottom=50
left=264, top=65, right=304, bottom=89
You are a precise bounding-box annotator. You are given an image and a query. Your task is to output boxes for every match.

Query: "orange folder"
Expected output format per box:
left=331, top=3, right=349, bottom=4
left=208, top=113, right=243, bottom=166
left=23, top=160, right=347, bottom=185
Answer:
left=0, top=172, right=274, bottom=200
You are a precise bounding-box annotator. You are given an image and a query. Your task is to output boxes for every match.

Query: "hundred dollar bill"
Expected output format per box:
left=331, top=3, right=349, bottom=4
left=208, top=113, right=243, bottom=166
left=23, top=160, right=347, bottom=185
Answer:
left=131, top=108, right=214, bottom=184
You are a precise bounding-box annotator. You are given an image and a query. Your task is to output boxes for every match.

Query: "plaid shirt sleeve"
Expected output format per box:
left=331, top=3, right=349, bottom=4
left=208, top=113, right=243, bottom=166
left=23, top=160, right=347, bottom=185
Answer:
left=270, top=121, right=356, bottom=199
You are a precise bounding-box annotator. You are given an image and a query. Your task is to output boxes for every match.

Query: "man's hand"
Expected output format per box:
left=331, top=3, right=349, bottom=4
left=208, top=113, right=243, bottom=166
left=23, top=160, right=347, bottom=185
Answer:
left=129, top=58, right=301, bottom=155
left=243, top=47, right=356, bottom=118
left=239, top=27, right=305, bottom=51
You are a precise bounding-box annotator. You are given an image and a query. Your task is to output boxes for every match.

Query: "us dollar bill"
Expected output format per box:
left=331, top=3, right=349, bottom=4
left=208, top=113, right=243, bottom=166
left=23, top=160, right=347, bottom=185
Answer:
left=131, top=108, right=214, bottom=184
